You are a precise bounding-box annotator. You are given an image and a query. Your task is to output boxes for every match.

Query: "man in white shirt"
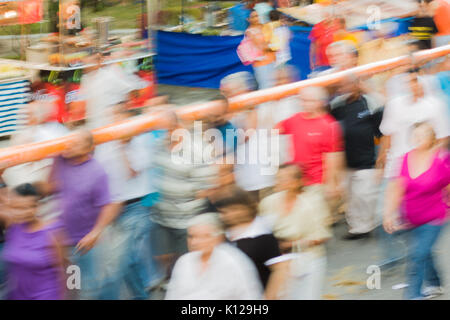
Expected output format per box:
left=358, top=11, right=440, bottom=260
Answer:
left=220, top=72, right=276, bottom=201
left=380, top=70, right=450, bottom=179
left=94, top=106, right=155, bottom=299
left=165, top=213, right=263, bottom=300
left=80, top=54, right=145, bottom=129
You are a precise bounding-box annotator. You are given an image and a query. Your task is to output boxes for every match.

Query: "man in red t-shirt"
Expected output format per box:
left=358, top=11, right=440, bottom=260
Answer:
left=275, top=86, right=345, bottom=221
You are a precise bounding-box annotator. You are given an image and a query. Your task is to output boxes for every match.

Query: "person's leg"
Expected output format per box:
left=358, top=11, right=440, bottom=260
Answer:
left=285, top=252, right=326, bottom=300
left=164, top=227, right=188, bottom=279
left=147, top=217, right=166, bottom=289
left=423, top=224, right=444, bottom=290
left=253, top=63, right=275, bottom=90
left=405, top=224, right=442, bottom=300
left=98, top=225, right=126, bottom=300
left=346, top=169, right=380, bottom=234
left=69, top=245, right=102, bottom=300
left=424, top=250, right=442, bottom=288
left=150, top=222, right=174, bottom=280
left=121, top=202, right=151, bottom=300
left=307, top=255, right=327, bottom=300
left=376, top=178, right=407, bottom=269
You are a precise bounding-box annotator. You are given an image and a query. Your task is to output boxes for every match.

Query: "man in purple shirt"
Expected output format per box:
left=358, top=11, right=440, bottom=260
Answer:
left=39, top=130, right=118, bottom=299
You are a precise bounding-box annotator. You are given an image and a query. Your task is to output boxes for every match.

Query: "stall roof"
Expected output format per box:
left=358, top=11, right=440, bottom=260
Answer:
left=0, top=52, right=155, bottom=71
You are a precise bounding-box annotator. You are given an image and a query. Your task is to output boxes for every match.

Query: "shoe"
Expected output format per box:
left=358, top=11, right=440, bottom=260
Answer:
left=342, top=232, right=371, bottom=240
left=422, top=286, right=444, bottom=299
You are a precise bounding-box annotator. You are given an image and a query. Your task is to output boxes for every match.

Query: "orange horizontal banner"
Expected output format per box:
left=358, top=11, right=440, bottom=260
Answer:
left=0, top=45, right=448, bottom=169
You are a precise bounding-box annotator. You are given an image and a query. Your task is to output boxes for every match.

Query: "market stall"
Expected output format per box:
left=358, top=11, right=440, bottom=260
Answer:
left=0, top=0, right=157, bottom=135
left=155, top=0, right=421, bottom=88
left=0, top=70, right=30, bottom=137
left=278, top=0, right=419, bottom=28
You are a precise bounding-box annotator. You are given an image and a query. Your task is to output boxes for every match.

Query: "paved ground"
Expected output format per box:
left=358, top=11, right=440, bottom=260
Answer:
left=323, top=221, right=449, bottom=300
left=148, top=220, right=450, bottom=300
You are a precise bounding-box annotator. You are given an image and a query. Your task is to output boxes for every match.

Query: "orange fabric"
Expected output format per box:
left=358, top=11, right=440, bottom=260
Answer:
left=0, top=46, right=449, bottom=169
left=333, top=31, right=359, bottom=47
left=434, top=0, right=450, bottom=35
left=18, top=0, right=43, bottom=24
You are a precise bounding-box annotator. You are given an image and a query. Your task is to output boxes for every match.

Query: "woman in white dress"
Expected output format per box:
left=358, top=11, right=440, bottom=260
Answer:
left=259, top=164, right=332, bottom=300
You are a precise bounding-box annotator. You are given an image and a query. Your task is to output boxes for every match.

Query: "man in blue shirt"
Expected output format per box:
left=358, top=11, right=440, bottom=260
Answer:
left=229, top=2, right=251, bottom=32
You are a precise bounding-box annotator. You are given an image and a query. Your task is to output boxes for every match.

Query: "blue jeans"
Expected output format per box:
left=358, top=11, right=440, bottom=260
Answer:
left=405, top=223, right=443, bottom=300
left=253, top=63, right=275, bottom=89
left=105, top=202, right=154, bottom=300
left=69, top=244, right=104, bottom=300
left=376, top=178, right=407, bottom=268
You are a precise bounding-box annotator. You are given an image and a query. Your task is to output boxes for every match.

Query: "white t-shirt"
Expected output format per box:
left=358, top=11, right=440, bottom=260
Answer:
left=94, top=133, right=154, bottom=202
left=165, top=243, right=263, bottom=300
left=234, top=98, right=302, bottom=191
left=274, top=26, right=292, bottom=66
left=3, top=122, right=69, bottom=186
left=380, top=92, right=450, bottom=178
left=81, top=64, right=140, bottom=129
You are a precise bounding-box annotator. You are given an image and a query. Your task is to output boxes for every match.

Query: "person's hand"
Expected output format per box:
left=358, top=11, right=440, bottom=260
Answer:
left=374, top=168, right=384, bottom=185
left=324, top=184, right=343, bottom=202
left=75, top=228, right=102, bottom=255
left=196, top=189, right=211, bottom=199
left=383, top=216, right=397, bottom=234
left=9, top=207, right=34, bottom=224
left=279, top=240, right=293, bottom=253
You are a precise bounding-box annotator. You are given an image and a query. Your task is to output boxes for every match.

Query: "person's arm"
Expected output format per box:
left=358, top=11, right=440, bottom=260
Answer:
left=323, top=119, right=345, bottom=199
left=34, top=159, right=60, bottom=197
left=383, top=178, right=405, bottom=234
left=273, top=118, right=288, bottom=135
left=323, top=149, right=345, bottom=202
left=75, top=202, right=123, bottom=255
left=264, top=260, right=289, bottom=300
left=75, top=170, right=121, bottom=254
left=376, top=135, right=390, bottom=169
left=0, top=173, right=11, bottom=225
left=309, top=42, right=316, bottom=70
left=49, top=229, right=70, bottom=298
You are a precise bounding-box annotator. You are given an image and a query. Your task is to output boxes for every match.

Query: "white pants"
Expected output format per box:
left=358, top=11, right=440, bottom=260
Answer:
left=283, top=253, right=327, bottom=300
left=345, top=169, right=381, bottom=234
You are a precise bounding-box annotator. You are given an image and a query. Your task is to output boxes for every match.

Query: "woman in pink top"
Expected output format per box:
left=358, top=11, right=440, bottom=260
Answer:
left=383, top=122, right=450, bottom=300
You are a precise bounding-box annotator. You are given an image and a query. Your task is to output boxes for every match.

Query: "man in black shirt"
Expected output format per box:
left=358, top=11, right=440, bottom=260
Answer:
left=408, top=0, right=439, bottom=50
left=331, top=76, right=383, bottom=240
left=215, top=187, right=288, bottom=299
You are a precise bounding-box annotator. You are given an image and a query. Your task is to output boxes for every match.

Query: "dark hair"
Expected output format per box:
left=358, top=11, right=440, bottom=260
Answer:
left=408, top=67, right=420, bottom=74
left=269, top=10, right=280, bottom=22
left=214, top=187, right=258, bottom=219
left=14, top=183, right=40, bottom=197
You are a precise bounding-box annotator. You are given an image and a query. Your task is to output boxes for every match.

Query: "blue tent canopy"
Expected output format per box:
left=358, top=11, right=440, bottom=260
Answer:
left=155, top=18, right=412, bottom=88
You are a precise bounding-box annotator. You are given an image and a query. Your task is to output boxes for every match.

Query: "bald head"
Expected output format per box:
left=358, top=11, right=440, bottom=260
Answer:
left=299, top=86, right=329, bottom=115
left=220, top=72, right=256, bottom=98
left=62, top=129, right=95, bottom=161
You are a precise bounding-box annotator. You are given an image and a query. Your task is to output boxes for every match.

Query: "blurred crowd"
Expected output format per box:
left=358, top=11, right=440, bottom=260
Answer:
left=0, top=0, right=449, bottom=301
